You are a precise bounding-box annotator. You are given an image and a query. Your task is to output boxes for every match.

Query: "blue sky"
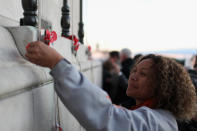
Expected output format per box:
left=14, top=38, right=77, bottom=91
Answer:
left=84, top=0, right=197, bottom=53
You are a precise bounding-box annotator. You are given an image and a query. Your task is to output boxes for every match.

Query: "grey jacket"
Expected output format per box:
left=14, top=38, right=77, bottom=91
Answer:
left=50, top=59, right=178, bottom=131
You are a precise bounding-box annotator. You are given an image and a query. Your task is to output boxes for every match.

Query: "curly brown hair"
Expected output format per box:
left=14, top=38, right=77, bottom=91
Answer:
left=139, top=54, right=197, bottom=121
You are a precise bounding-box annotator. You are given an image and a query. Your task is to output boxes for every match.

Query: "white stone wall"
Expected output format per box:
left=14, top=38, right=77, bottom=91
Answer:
left=0, top=0, right=102, bottom=131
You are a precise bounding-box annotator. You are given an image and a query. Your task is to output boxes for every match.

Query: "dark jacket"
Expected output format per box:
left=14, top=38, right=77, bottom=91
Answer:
left=102, top=60, right=130, bottom=104
left=113, top=73, right=130, bottom=104
left=177, top=69, right=197, bottom=131
left=178, top=120, right=197, bottom=131
left=188, top=69, right=197, bottom=90
left=121, top=58, right=133, bottom=79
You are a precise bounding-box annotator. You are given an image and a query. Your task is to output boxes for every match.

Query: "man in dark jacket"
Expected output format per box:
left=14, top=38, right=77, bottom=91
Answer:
left=178, top=55, right=197, bottom=131
left=102, top=51, right=132, bottom=105
left=119, top=48, right=136, bottom=107
left=120, top=48, right=134, bottom=79
left=189, top=55, right=197, bottom=93
left=102, top=51, right=120, bottom=96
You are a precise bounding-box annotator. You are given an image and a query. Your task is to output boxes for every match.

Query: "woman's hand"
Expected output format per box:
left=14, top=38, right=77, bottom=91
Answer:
left=25, top=41, right=63, bottom=69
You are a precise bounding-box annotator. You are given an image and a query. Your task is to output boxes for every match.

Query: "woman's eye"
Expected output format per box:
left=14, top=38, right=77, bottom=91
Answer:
left=131, top=69, right=136, bottom=74
left=140, top=72, right=146, bottom=76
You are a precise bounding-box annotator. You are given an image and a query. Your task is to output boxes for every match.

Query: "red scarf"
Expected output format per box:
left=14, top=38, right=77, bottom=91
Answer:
left=130, top=98, right=157, bottom=110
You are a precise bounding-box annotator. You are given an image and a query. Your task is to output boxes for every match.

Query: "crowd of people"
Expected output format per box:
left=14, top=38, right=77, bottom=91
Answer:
left=25, top=41, right=197, bottom=131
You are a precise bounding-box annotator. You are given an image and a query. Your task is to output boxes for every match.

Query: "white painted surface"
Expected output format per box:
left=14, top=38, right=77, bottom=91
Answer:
left=0, top=89, right=34, bottom=131
left=33, top=83, right=56, bottom=131
left=0, top=0, right=23, bottom=23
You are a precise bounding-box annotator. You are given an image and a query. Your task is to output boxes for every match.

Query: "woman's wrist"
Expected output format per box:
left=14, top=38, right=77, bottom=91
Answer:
left=50, top=55, right=64, bottom=69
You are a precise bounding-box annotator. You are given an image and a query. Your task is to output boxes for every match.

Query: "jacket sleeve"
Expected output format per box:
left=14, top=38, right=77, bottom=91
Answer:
left=50, top=59, right=170, bottom=131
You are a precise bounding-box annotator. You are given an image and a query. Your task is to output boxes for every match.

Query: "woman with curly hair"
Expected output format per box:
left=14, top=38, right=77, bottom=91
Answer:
left=129, top=54, right=197, bottom=120
left=26, top=41, right=197, bottom=131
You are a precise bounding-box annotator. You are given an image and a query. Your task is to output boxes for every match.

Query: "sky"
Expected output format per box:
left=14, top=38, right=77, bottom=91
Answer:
left=84, top=0, right=197, bottom=54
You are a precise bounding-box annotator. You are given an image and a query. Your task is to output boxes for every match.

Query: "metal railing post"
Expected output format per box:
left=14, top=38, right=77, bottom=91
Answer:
left=61, top=0, right=70, bottom=37
left=78, top=0, right=84, bottom=44
left=20, top=0, right=38, bottom=26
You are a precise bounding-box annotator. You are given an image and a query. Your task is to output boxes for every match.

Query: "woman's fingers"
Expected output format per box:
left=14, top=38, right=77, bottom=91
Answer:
left=25, top=52, right=43, bottom=66
left=26, top=41, right=37, bottom=49
left=25, top=51, right=38, bottom=60
left=26, top=41, right=45, bottom=56
left=26, top=46, right=36, bottom=54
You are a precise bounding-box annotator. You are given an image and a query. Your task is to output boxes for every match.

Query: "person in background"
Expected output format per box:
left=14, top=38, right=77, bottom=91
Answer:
left=188, top=55, right=197, bottom=89
left=178, top=54, right=197, bottom=131
left=102, top=51, right=129, bottom=104
left=102, top=51, right=120, bottom=98
left=26, top=41, right=197, bottom=131
left=184, top=55, right=196, bottom=69
left=133, top=54, right=143, bottom=63
left=194, top=55, right=197, bottom=70
left=105, top=51, right=119, bottom=65
left=130, top=54, right=143, bottom=70
left=120, top=48, right=133, bottom=79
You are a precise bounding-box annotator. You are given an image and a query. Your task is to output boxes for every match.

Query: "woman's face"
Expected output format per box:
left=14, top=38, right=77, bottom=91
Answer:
left=126, top=58, right=156, bottom=104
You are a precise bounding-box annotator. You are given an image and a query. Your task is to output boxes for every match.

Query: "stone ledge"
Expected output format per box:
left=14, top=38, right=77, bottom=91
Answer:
left=0, top=25, right=101, bottom=101
left=0, top=64, right=48, bottom=99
